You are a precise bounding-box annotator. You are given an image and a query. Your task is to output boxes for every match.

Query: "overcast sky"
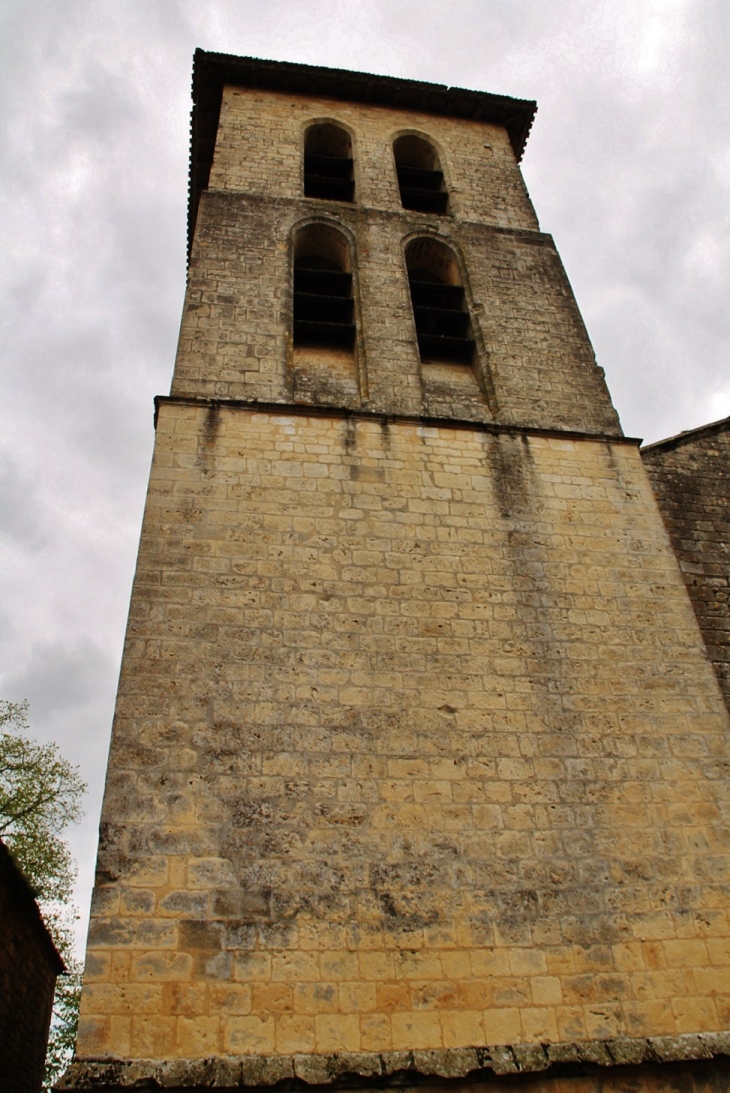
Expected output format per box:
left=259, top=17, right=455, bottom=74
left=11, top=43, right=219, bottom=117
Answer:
left=1, top=0, right=728, bottom=954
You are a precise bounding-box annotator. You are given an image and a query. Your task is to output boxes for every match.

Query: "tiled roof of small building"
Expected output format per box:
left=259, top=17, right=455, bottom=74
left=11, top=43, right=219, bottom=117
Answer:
left=0, top=839, right=65, bottom=974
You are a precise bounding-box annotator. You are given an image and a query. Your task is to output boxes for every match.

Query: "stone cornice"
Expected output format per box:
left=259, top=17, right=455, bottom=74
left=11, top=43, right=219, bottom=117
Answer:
left=57, top=1032, right=730, bottom=1089
left=153, top=395, right=638, bottom=447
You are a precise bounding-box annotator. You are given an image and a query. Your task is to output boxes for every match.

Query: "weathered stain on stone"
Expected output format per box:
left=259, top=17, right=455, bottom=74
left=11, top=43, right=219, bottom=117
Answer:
left=343, top=415, right=357, bottom=454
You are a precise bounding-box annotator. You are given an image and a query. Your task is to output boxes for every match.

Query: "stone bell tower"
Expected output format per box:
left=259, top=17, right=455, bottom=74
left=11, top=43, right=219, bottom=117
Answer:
left=62, top=52, right=729, bottom=1091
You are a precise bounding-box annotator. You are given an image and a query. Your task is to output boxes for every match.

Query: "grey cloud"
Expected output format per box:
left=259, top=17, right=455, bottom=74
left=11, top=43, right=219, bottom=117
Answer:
left=3, top=637, right=114, bottom=723
left=58, top=64, right=144, bottom=141
left=0, top=451, right=49, bottom=550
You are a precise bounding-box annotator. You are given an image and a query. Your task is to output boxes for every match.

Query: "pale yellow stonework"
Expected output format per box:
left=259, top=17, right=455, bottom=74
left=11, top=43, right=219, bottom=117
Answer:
left=69, top=59, right=730, bottom=1082
left=77, top=407, right=730, bottom=1061
left=211, top=87, right=539, bottom=231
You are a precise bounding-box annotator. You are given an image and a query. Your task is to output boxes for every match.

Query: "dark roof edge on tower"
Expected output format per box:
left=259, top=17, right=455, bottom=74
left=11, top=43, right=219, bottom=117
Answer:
left=188, top=49, right=537, bottom=258
left=641, top=414, right=730, bottom=454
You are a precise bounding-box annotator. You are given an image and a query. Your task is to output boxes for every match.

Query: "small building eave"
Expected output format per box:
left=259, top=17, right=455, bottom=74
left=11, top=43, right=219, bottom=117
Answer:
left=0, top=839, right=66, bottom=975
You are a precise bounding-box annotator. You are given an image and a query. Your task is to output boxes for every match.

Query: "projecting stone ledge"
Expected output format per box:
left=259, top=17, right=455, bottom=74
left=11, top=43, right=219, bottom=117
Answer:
left=57, top=1032, right=730, bottom=1089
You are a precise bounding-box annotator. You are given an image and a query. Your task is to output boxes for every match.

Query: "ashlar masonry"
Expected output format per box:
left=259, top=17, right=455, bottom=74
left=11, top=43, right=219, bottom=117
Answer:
left=61, top=52, right=730, bottom=1093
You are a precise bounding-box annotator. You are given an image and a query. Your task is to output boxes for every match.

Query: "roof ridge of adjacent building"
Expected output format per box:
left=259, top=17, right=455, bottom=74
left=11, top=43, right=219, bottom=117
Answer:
left=641, top=413, right=730, bottom=453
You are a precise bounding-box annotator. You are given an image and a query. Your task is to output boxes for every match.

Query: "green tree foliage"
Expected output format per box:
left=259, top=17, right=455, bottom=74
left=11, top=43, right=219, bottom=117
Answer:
left=0, top=699, right=86, bottom=1090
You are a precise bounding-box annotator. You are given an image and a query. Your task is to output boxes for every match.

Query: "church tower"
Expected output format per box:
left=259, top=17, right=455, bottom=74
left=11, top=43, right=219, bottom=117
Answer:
left=62, top=52, right=729, bottom=1091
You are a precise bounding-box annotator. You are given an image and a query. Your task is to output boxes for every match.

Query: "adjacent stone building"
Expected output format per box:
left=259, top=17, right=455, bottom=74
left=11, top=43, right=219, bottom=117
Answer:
left=61, top=52, right=729, bottom=1091
left=642, top=417, right=730, bottom=715
left=0, top=839, right=65, bottom=1093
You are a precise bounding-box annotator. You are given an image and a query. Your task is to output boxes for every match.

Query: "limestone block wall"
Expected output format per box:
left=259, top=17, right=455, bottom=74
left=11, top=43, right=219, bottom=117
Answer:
left=174, top=193, right=619, bottom=435
left=642, top=420, right=730, bottom=712
left=75, top=404, right=730, bottom=1064
left=210, top=88, right=539, bottom=231
left=173, top=84, right=620, bottom=436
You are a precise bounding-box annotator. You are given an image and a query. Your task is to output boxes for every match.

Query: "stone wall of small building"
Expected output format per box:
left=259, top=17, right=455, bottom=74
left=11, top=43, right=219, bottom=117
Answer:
left=0, top=840, right=64, bottom=1093
left=642, top=420, right=730, bottom=713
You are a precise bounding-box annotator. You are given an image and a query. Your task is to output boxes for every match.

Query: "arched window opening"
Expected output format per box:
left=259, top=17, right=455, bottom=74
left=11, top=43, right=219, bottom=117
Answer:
left=406, top=238, right=474, bottom=362
left=293, top=224, right=355, bottom=348
left=304, top=124, right=355, bottom=203
left=394, top=135, right=448, bottom=215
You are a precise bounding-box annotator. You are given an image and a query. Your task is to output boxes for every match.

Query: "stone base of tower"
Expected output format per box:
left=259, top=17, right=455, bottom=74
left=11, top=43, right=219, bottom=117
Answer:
left=71, top=403, right=730, bottom=1079
left=57, top=1033, right=730, bottom=1091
